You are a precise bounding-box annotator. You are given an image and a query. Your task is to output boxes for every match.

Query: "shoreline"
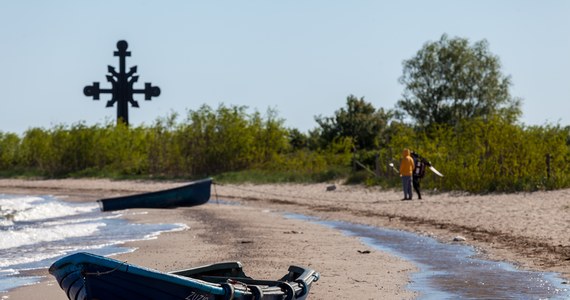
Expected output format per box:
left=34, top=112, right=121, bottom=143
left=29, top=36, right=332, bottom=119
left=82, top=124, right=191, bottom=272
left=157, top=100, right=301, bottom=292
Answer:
left=1, top=179, right=418, bottom=299
left=1, top=178, right=569, bottom=298
left=215, top=182, right=570, bottom=280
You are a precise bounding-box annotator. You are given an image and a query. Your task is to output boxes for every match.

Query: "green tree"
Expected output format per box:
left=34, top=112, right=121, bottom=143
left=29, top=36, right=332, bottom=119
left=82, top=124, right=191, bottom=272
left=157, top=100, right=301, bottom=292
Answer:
left=0, top=132, right=20, bottom=169
left=176, top=104, right=289, bottom=176
left=397, top=34, right=522, bottom=129
left=288, top=128, right=308, bottom=150
left=315, top=95, right=393, bottom=150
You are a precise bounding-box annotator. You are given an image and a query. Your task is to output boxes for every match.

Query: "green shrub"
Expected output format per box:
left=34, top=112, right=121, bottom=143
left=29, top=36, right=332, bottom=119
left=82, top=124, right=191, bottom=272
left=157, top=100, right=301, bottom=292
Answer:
left=2, top=109, right=570, bottom=193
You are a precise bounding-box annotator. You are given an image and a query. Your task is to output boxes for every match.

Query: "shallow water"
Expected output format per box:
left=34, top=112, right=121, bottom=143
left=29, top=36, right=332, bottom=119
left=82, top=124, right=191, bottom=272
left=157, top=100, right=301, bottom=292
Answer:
left=0, top=194, right=186, bottom=292
left=285, top=213, right=569, bottom=299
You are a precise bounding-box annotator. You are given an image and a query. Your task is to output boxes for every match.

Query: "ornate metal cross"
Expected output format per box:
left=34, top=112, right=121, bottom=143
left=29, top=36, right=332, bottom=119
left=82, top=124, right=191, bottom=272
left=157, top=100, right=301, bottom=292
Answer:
left=84, top=40, right=160, bottom=126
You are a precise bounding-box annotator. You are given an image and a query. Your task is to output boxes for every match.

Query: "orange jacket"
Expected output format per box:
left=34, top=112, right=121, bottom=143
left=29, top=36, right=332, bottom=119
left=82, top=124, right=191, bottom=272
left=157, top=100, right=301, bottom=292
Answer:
left=400, top=149, right=415, bottom=176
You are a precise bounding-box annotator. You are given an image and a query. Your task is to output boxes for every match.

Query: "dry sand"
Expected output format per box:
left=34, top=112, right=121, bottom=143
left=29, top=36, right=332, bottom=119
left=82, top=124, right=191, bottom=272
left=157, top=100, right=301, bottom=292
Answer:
left=1, top=178, right=569, bottom=299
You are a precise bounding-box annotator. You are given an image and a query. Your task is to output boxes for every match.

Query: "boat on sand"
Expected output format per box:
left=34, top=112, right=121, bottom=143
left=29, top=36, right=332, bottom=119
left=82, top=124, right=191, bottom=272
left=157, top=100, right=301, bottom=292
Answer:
left=49, top=252, right=320, bottom=300
left=98, top=178, right=212, bottom=211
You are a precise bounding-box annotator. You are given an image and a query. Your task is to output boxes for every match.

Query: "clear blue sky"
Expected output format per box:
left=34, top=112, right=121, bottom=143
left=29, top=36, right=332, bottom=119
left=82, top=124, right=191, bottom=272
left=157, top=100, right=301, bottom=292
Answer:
left=1, top=1, right=569, bottom=135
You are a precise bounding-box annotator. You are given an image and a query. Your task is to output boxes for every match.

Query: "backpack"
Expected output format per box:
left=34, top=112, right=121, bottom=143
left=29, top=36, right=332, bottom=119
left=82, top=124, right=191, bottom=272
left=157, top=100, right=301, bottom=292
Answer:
left=411, top=151, right=430, bottom=179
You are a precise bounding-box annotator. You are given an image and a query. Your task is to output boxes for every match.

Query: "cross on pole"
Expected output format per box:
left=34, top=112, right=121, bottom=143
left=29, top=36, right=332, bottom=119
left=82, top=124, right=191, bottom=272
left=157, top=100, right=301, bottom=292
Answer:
left=84, top=40, right=160, bottom=126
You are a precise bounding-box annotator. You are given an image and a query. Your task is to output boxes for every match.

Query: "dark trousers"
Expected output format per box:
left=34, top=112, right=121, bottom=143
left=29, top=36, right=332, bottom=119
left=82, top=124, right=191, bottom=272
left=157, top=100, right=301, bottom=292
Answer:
left=413, top=176, right=422, bottom=199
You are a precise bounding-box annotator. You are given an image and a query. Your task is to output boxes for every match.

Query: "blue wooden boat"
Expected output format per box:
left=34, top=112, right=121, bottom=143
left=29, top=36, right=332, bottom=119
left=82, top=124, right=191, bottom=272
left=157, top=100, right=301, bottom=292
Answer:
left=49, top=252, right=320, bottom=300
left=98, top=178, right=212, bottom=212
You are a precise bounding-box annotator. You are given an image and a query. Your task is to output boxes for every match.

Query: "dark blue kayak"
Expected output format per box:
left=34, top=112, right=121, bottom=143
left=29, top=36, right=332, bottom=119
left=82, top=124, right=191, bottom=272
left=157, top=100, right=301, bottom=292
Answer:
left=98, top=178, right=212, bottom=211
left=49, top=252, right=319, bottom=300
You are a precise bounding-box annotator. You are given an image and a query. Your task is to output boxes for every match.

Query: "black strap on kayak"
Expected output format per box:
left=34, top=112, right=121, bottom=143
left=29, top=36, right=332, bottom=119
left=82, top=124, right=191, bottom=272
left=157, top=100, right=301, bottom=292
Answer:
left=278, top=282, right=295, bottom=300
left=294, top=279, right=308, bottom=298
left=221, top=282, right=234, bottom=300
left=247, top=285, right=264, bottom=299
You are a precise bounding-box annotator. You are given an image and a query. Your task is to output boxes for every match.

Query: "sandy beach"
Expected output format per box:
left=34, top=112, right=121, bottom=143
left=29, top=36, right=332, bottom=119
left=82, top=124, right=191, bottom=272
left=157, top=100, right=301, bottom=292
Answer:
left=1, top=178, right=569, bottom=299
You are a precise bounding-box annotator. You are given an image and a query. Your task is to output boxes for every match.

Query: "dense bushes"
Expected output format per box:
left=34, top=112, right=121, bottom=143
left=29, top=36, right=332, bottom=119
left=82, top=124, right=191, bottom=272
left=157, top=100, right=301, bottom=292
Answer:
left=0, top=104, right=351, bottom=181
left=1, top=106, right=569, bottom=193
left=374, top=117, right=570, bottom=193
left=0, top=132, right=19, bottom=172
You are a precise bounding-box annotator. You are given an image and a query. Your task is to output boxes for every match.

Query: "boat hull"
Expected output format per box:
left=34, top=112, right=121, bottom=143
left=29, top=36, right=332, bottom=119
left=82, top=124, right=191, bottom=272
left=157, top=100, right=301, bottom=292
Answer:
left=49, top=252, right=319, bottom=300
left=98, top=178, right=212, bottom=211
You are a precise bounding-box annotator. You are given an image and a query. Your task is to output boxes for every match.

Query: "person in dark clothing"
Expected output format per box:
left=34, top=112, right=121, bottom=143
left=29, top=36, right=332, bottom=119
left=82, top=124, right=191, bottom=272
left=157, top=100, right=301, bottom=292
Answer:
left=410, top=151, right=432, bottom=200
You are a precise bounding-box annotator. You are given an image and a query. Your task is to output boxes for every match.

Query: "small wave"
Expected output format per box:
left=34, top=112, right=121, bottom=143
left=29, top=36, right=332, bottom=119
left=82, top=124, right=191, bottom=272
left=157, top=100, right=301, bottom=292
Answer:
left=0, top=196, right=99, bottom=223
left=0, top=194, right=187, bottom=293
left=0, top=222, right=105, bottom=250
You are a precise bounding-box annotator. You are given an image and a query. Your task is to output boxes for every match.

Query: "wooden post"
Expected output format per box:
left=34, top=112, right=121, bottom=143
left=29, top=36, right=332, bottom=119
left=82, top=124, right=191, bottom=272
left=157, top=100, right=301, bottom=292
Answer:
left=545, top=153, right=551, bottom=179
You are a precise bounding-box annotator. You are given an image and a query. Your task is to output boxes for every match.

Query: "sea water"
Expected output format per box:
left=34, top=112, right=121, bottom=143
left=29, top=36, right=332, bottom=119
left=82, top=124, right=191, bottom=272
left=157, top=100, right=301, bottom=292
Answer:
left=0, top=194, right=186, bottom=293
left=285, top=213, right=570, bottom=299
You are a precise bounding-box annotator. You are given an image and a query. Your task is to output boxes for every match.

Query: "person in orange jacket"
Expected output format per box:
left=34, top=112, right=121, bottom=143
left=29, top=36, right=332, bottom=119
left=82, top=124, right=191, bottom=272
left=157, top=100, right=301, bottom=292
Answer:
left=399, top=148, right=415, bottom=200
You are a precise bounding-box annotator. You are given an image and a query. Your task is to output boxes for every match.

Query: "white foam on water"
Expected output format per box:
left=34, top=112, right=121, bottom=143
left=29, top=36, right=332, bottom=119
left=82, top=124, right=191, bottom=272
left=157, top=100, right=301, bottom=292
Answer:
left=0, top=269, right=17, bottom=277
left=0, top=194, right=187, bottom=293
left=0, top=195, right=103, bottom=251
left=0, top=242, right=128, bottom=269
left=0, top=219, right=12, bottom=227
left=0, top=196, right=99, bottom=222
left=41, top=212, right=122, bottom=227
left=0, top=221, right=105, bottom=250
left=142, top=223, right=189, bottom=240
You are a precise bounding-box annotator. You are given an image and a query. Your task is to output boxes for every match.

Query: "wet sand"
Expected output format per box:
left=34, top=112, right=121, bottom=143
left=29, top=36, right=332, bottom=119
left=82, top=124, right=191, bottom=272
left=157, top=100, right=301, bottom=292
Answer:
left=1, top=178, right=569, bottom=299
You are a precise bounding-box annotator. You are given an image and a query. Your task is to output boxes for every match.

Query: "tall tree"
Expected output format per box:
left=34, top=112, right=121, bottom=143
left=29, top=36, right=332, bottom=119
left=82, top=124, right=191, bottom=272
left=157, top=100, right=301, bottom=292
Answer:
left=397, top=34, right=521, bottom=128
left=315, top=95, right=393, bottom=149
